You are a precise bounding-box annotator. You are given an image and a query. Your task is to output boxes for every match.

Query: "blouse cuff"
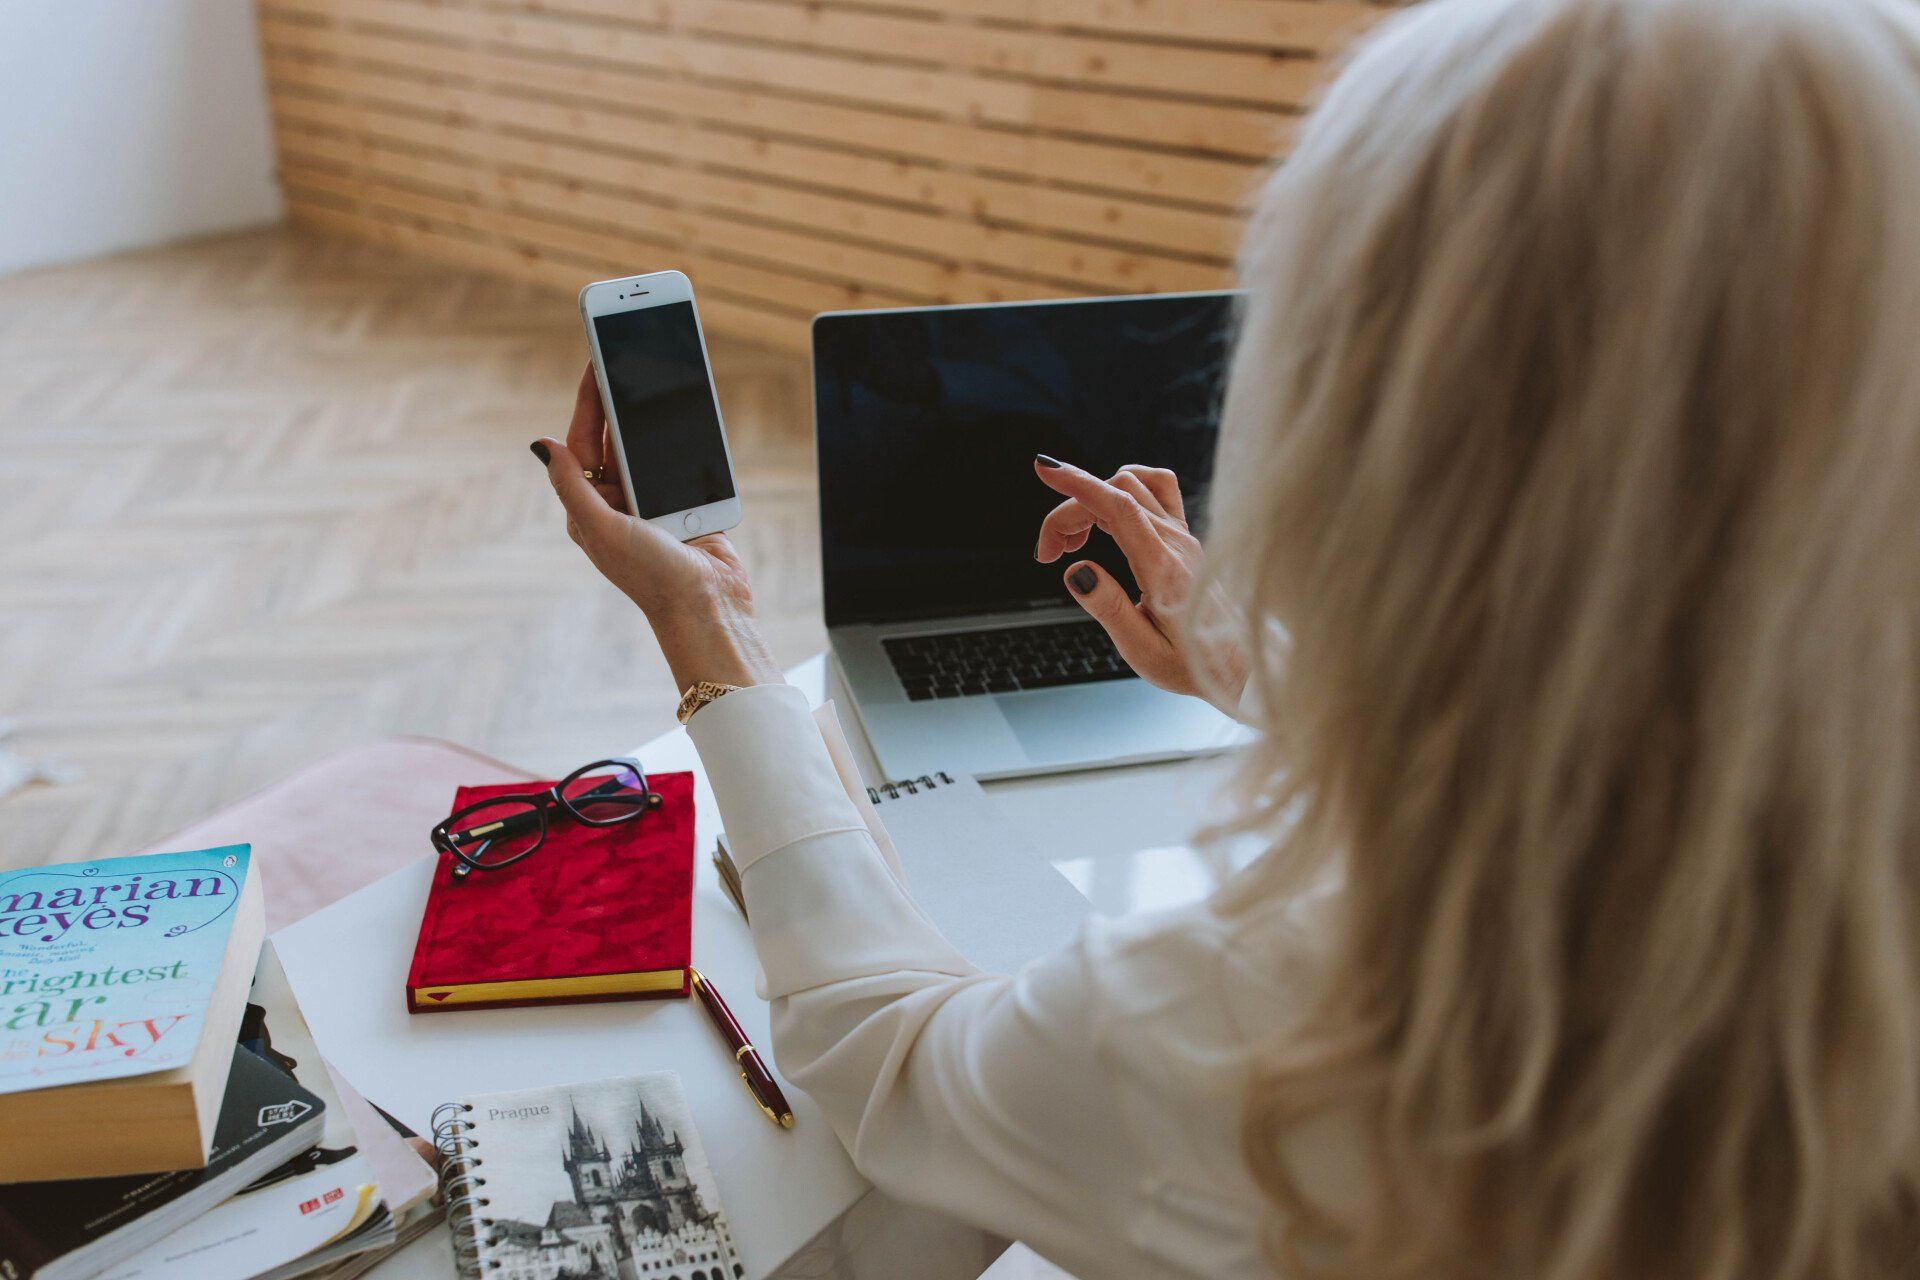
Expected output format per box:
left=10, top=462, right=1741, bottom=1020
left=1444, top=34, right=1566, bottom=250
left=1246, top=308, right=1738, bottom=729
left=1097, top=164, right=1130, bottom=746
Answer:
left=685, top=682, right=869, bottom=871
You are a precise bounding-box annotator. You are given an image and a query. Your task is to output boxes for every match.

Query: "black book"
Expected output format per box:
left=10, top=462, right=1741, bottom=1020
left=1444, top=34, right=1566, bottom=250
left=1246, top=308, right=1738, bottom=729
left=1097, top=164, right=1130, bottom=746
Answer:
left=0, top=1048, right=325, bottom=1280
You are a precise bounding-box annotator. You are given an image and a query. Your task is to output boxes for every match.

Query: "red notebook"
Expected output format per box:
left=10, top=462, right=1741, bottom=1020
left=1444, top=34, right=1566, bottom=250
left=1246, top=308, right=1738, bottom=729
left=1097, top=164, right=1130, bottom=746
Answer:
left=405, top=772, right=695, bottom=1013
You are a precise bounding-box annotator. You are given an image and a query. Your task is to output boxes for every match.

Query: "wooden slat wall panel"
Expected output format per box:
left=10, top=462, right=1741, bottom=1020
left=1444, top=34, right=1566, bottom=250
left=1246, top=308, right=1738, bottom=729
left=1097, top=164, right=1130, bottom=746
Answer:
left=258, top=22, right=1263, bottom=207
left=257, top=0, right=1393, bottom=351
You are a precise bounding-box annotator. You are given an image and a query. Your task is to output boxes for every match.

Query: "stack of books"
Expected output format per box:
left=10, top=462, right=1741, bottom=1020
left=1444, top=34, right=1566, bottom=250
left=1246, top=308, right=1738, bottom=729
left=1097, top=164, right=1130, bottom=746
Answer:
left=0, top=847, right=440, bottom=1280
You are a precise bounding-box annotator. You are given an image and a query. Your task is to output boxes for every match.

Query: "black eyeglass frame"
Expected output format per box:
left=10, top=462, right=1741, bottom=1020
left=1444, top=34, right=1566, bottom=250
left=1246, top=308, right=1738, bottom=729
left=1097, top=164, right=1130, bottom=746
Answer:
left=431, top=757, right=663, bottom=878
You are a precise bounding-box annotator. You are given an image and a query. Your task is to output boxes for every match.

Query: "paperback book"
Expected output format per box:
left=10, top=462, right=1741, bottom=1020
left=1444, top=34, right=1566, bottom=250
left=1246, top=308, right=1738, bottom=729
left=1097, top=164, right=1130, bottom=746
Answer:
left=0, top=847, right=257, bottom=1092
left=99, top=941, right=394, bottom=1280
left=0, top=846, right=266, bottom=1181
left=303, top=1091, right=443, bottom=1280
left=0, top=1047, right=325, bottom=1280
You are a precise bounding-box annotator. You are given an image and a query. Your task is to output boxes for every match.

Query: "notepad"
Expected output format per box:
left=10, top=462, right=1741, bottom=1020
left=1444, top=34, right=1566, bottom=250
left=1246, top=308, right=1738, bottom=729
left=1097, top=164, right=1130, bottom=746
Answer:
left=858, top=771, right=1094, bottom=973
left=405, top=773, right=697, bottom=1013
left=718, top=707, right=1093, bottom=974
left=433, top=1072, right=742, bottom=1280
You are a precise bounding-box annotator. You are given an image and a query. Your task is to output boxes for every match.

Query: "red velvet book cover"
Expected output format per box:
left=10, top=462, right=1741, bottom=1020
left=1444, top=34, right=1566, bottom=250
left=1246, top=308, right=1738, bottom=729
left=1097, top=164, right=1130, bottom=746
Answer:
left=406, top=772, right=695, bottom=1013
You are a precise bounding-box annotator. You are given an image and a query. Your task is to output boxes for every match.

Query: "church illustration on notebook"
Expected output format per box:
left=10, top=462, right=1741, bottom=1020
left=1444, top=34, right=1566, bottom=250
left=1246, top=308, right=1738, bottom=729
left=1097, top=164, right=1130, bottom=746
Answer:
left=478, top=1079, right=742, bottom=1280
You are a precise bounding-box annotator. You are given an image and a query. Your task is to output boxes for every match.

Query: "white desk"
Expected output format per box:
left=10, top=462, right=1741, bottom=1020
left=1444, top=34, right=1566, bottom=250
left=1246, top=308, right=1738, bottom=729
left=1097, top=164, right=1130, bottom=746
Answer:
left=274, top=655, right=1236, bottom=1279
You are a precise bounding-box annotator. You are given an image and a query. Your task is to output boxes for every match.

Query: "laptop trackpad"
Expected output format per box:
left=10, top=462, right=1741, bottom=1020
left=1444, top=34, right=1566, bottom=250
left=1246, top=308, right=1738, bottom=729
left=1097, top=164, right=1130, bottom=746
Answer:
left=1000, top=681, right=1200, bottom=763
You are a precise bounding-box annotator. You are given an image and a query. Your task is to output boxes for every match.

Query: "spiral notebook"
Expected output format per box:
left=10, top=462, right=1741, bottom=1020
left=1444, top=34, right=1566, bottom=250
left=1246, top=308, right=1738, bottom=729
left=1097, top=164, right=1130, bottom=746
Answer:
left=433, top=1072, right=742, bottom=1280
left=715, top=767, right=1093, bottom=975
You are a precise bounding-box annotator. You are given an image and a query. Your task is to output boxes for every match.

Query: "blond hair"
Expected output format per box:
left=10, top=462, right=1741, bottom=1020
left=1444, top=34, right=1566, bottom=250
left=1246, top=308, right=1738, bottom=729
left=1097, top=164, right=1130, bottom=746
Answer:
left=1202, top=0, right=1920, bottom=1275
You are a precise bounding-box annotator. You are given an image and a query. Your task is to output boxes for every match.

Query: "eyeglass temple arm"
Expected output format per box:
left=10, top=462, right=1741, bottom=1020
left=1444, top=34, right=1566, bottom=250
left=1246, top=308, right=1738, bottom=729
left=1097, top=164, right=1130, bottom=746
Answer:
left=443, top=776, right=643, bottom=842
left=445, top=809, right=543, bottom=843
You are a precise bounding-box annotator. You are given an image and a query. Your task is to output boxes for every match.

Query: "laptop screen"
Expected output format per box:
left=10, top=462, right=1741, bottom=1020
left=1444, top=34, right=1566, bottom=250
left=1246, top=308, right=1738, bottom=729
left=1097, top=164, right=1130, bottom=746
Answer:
left=813, top=292, right=1239, bottom=627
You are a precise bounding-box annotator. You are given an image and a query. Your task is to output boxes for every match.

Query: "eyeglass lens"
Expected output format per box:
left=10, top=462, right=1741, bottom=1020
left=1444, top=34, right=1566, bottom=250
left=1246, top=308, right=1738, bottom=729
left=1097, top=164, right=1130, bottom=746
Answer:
left=444, top=796, right=546, bottom=869
left=558, top=760, right=653, bottom=825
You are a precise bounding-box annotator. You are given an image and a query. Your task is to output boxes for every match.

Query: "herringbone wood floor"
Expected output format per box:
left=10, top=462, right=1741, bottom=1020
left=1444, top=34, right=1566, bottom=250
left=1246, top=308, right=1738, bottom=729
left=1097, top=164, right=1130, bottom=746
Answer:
left=0, top=229, right=822, bottom=870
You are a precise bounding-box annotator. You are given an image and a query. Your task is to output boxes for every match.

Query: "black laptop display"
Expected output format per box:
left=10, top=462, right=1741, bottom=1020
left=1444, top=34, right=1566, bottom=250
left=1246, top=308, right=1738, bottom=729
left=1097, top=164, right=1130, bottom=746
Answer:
left=812, top=292, right=1239, bottom=627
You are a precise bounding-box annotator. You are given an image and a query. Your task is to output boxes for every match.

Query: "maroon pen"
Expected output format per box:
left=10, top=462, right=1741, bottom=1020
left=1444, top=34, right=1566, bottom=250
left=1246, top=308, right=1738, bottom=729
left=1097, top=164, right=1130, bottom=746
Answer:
left=689, top=967, right=795, bottom=1129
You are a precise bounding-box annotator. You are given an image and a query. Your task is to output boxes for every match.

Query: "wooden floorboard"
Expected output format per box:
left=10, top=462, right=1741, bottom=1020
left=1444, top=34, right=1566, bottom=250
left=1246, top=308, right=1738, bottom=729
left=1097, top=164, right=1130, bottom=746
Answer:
left=0, top=228, right=822, bottom=870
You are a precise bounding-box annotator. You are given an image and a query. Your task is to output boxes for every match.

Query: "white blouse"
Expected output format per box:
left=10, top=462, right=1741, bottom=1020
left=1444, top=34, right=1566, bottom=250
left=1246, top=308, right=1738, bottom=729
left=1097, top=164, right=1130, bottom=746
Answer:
left=688, top=683, right=1350, bottom=1280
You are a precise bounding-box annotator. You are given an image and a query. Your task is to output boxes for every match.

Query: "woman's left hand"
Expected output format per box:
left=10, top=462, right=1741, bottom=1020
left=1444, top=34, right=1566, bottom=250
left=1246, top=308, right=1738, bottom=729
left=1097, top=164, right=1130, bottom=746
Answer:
left=532, top=362, right=780, bottom=693
left=1034, top=457, right=1247, bottom=708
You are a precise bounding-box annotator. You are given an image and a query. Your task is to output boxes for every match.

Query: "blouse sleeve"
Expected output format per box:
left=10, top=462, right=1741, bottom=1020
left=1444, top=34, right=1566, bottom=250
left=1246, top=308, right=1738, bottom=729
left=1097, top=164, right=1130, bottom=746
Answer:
left=686, top=683, right=1148, bottom=1268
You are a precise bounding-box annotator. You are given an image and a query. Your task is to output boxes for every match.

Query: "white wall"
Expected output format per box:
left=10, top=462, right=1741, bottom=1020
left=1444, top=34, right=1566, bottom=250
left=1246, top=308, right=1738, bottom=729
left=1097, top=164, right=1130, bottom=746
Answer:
left=0, top=0, right=282, bottom=276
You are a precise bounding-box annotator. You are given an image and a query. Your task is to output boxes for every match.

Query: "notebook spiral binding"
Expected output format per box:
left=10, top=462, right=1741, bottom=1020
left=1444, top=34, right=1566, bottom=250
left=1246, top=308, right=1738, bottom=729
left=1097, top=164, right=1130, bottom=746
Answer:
left=433, top=1102, right=486, bottom=1279
left=867, top=771, right=955, bottom=805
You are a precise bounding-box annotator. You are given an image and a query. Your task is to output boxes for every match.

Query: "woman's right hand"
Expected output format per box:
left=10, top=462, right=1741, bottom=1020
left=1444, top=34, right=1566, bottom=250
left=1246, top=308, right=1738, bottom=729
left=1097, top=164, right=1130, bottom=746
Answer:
left=1033, top=456, right=1247, bottom=708
left=531, top=363, right=781, bottom=695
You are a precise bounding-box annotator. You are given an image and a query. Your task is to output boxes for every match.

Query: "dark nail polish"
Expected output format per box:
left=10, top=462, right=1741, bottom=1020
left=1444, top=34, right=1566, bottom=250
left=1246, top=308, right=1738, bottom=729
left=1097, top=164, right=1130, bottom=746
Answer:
left=529, top=441, right=551, bottom=464
left=1068, top=566, right=1098, bottom=595
left=1035, top=454, right=1063, bottom=469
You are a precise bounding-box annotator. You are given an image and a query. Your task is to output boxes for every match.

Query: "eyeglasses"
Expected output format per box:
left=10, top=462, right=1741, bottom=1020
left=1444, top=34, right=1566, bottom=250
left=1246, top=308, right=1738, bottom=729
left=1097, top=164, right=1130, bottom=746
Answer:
left=431, top=758, right=662, bottom=878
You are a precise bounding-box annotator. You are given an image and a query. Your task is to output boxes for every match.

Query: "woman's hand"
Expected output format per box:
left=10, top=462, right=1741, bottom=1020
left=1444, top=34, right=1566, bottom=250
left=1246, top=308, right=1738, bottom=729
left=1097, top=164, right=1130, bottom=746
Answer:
left=1033, top=456, right=1247, bottom=707
left=532, top=362, right=780, bottom=693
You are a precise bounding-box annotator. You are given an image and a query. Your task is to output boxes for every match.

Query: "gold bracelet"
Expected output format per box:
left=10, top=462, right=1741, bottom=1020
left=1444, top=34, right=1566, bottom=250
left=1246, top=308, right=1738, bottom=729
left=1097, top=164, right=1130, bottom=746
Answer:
left=676, top=681, right=743, bottom=724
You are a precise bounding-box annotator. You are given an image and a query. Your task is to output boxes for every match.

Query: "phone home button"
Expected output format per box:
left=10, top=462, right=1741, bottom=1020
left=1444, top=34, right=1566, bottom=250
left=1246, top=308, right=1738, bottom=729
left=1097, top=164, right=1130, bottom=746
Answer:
left=683, top=512, right=703, bottom=535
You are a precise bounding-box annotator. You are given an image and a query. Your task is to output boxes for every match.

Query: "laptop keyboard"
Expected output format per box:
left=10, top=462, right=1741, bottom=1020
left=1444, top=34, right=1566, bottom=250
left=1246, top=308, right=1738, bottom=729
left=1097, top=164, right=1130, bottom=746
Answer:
left=883, top=621, right=1136, bottom=700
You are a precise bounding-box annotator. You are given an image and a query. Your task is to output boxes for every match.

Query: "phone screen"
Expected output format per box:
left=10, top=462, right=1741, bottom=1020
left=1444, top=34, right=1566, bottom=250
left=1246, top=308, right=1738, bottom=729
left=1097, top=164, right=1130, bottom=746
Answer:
left=592, top=300, right=735, bottom=518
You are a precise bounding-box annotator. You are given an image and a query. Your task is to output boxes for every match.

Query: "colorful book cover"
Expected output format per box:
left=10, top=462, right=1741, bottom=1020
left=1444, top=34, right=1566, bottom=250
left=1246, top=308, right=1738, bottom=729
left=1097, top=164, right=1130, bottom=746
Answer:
left=0, top=845, right=253, bottom=1095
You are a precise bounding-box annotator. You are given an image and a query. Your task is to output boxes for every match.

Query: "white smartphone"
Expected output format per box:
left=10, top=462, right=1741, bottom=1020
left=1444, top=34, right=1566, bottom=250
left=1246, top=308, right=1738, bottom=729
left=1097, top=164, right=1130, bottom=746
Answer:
left=579, top=270, right=742, bottom=540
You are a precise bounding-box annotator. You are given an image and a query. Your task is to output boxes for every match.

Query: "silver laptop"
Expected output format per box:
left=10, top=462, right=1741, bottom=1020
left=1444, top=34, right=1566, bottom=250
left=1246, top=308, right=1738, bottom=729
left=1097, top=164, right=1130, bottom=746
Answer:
left=812, top=292, right=1251, bottom=781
